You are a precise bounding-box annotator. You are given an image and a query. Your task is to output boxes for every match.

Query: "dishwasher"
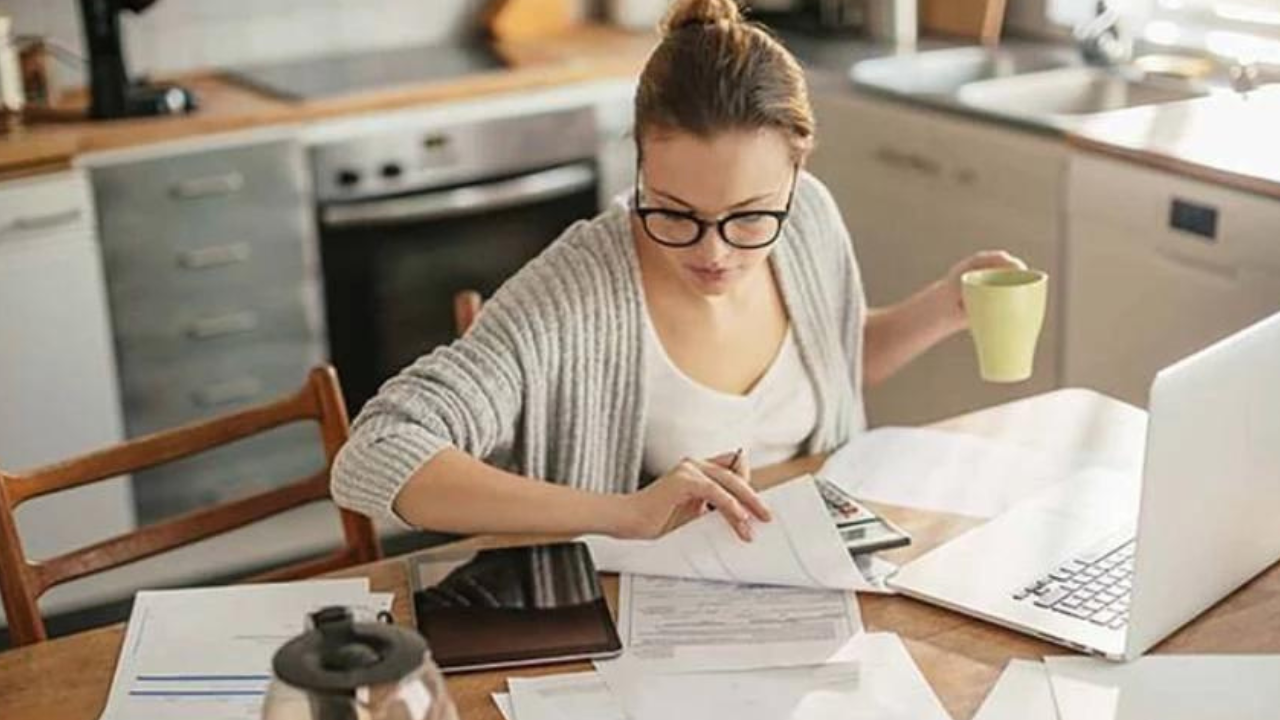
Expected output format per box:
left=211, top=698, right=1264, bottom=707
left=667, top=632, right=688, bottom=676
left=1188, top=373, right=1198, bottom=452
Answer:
left=1063, top=153, right=1280, bottom=406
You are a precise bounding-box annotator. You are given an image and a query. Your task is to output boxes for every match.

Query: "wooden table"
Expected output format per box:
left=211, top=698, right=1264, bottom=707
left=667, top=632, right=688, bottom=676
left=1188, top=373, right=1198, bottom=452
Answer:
left=4, top=389, right=1279, bottom=720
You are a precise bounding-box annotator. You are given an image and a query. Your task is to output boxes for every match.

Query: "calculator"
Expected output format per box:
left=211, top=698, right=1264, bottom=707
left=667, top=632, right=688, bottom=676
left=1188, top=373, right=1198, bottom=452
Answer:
left=816, top=476, right=912, bottom=556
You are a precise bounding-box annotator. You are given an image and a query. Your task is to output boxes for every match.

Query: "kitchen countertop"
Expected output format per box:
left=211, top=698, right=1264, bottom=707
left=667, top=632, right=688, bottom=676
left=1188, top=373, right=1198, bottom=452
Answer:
left=1066, top=86, right=1280, bottom=200
left=0, top=25, right=657, bottom=179
left=2, top=24, right=1276, bottom=203
left=788, top=32, right=1280, bottom=202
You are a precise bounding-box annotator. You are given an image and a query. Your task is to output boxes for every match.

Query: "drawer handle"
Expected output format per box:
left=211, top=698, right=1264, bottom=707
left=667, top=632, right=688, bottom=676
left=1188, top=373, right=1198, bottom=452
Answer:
left=873, top=146, right=940, bottom=177
left=170, top=173, right=245, bottom=200
left=178, top=243, right=252, bottom=270
left=192, top=377, right=264, bottom=408
left=187, top=311, right=260, bottom=340
left=4, top=208, right=82, bottom=234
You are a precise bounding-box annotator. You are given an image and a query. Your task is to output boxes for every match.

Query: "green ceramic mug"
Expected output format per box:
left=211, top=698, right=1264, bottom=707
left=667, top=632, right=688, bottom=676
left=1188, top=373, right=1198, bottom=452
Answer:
left=962, top=268, right=1048, bottom=383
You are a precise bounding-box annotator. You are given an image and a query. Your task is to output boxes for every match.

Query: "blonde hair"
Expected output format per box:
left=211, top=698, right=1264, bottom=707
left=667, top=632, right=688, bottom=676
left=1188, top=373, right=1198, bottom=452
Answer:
left=634, top=0, right=815, bottom=161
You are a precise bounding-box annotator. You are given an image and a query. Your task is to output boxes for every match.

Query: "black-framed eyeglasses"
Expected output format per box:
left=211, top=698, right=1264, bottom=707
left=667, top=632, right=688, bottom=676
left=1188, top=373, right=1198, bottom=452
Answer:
left=632, top=165, right=799, bottom=249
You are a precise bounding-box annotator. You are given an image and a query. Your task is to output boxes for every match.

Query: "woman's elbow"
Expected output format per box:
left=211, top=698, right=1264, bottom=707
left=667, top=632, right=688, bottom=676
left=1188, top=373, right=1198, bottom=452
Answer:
left=328, top=439, right=376, bottom=517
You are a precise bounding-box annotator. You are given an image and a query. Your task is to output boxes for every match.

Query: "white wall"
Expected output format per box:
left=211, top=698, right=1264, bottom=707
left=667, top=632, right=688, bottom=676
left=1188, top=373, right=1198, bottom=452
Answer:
left=0, top=0, right=591, bottom=79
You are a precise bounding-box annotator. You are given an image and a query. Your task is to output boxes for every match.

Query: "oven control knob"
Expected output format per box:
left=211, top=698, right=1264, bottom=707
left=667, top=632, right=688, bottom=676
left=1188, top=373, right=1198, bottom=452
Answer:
left=336, top=169, right=361, bottom=188
left=380, top=163, right=403, bottom=179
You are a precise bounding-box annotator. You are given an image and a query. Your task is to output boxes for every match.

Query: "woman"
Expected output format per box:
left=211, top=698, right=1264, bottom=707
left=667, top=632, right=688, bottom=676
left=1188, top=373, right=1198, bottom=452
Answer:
left=331, top=0, right=1022, bottom=542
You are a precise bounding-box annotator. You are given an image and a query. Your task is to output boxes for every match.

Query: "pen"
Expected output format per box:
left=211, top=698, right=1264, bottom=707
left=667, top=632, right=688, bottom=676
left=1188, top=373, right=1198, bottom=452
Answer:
left=703, top=448, right=745, bottom=514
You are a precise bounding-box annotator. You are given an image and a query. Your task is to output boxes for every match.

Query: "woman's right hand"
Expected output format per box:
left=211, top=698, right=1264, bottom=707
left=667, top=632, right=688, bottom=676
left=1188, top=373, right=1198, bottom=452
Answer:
left=616, top=454, right=772, bottom=542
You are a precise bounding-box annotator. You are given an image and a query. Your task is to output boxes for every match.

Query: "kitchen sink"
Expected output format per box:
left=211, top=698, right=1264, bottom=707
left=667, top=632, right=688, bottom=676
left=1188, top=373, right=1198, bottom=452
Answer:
left=851, top=45, right=1080, bottom=97
left=956, top=66, right=1210, bottom=118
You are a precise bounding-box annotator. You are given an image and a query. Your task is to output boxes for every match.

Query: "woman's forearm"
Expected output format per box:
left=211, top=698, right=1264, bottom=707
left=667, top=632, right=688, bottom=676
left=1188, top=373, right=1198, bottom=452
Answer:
left=862, top=250, right=1028, bottom=387
left=863, top=280, right=962, bottom=387
left=391, top=448, right=637, bottom=537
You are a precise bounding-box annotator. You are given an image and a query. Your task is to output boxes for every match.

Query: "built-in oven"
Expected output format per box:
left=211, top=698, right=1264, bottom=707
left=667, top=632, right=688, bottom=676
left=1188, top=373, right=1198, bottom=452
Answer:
left=313, top=107, right=602, bottom=413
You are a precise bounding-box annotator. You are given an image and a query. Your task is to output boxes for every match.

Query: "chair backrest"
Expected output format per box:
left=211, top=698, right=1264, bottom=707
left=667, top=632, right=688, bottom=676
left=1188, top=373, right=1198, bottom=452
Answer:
left=0, top=365, right=380, bottom=646
left=453, top=289, right=483, bottom=337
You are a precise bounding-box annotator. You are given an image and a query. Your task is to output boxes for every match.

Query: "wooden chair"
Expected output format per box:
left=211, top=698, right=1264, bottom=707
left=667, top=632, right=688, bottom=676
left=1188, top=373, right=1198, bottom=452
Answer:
left=453, top=289, right=483, bottom=336
left=0, top=365, right=380, bottom=646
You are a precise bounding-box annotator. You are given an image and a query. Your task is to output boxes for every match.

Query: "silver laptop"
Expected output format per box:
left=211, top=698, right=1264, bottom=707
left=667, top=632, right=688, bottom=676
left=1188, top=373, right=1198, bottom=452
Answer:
left=889, top=310, right=1280, bottom=661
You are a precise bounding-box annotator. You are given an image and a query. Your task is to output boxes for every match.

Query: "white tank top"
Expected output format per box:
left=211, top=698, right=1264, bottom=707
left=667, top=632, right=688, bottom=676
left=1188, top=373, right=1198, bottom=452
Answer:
left=641, top=312, right=819, bottom=478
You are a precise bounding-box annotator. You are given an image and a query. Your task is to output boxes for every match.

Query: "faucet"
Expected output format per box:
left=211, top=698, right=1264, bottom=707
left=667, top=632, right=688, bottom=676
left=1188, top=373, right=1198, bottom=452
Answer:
left=1075, top=1, right=1132, bottom=67
left=1229, top=61, right=1280, bottom=96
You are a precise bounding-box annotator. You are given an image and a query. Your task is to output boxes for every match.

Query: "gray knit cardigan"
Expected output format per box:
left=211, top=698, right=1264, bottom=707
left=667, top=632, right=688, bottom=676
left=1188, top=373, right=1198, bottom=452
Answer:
left=330, top=171, right=867, bottom=526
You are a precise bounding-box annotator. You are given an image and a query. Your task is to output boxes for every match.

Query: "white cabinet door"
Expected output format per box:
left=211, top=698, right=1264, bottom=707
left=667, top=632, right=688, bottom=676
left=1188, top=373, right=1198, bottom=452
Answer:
left=809, top=91, right=1065, bottom=425
left=0, top=172, right=134, bottom=565
left=1064, top=153, right=1280, bottom=406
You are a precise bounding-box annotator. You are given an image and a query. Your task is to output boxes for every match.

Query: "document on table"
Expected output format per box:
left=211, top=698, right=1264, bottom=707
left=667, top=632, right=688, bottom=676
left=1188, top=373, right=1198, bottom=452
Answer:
left=595, top=633, right=950, bottom=720
left=98, top=581, right=393, bottom=720
left=507, top=672, right=626, bottom=720
left=973, top=660, right=1057, bottom=720
left=1046, top=655, right=1280, bottom=720
left=615, top=573, right=863, bottom=672
left=491, top=692, right=514, bottom=720
left=583, top=476, right=872, bottom=591
left=819, top=427, right=1101, bottom=519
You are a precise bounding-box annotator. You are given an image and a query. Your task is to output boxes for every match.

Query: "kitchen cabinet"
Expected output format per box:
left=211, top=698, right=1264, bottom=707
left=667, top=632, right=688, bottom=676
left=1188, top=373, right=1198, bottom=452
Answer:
left=1063, top=153, right=1280, bottom=406
left=88, top=134, right=327, bottom=523
left=808, top=90, right=1065, bottom=425
left=0, top=171, right=135, bottom=563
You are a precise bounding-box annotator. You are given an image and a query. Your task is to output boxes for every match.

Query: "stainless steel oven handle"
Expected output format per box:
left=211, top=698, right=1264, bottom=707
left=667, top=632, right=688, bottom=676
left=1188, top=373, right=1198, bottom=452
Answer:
left=320, top=163, right=597, bottom=228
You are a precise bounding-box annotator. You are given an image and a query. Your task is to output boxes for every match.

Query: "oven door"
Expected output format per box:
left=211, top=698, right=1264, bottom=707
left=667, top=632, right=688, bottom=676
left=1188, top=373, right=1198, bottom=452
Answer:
left=320, top=162, right=600, bottom=413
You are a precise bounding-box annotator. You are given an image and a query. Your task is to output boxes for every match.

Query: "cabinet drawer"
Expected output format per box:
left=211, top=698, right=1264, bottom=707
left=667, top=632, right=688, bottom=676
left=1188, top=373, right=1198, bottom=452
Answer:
left=813, top=92, right=1064, bottom=220
left=813, top=92, right=949, bottom=200
left=102, top=230, right=318, bottom=331
left=91, top=139, right=311, bottom=254
left=0, top=171, right=93, bottom=241
left=119, top=339, right=322, bottom=437
left=935, top=113, right=1064, bottom=219
left=109, top=280, right=322, bottom=347
left=1069, top=153, right=1280, bottom=274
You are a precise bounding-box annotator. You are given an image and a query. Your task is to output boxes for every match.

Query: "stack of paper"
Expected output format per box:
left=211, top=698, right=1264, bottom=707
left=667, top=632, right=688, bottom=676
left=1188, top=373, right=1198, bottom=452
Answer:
left=975, top=655, right=1280, bottom=720
left=583, top=476, right=876, bottom=591
left=98, top=580, right=394, bottom=720
left=490, top=634, right=949, bottom=720
left=486, top=478, right=948, bottom=720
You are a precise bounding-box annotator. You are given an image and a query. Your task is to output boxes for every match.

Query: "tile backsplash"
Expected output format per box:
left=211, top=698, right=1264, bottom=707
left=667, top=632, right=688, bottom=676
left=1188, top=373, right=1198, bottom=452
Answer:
left=1, top=0, right=589, bottom=80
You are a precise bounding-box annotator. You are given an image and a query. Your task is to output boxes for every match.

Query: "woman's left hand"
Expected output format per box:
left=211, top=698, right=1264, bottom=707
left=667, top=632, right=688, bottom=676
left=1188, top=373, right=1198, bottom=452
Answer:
left=933, top=250, right=1028, bottom=334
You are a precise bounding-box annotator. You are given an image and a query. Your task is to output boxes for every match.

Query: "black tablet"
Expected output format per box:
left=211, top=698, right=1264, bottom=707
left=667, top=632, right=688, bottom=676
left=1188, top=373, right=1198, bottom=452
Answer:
left=408, top=542, right=623, bottom=673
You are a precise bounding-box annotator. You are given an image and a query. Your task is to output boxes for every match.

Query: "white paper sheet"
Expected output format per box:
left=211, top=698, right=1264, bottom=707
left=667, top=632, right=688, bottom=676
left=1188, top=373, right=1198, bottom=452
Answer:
left=584, top=476, right=871, bottom=590
left=595, top=633, right=950, bottom=720
left=1046, top=655, right=1280, bottom=720
left=507, top=672, right=626, bottom=720
left=491, top=692, right=514, bottom=720
left=819, top=427, right=1091, bottom=519
left=98, top=580, right=392, bottom=720
left=615, top=573, right=863, bottom=672
left=974, top=660, right=1057, bottom=720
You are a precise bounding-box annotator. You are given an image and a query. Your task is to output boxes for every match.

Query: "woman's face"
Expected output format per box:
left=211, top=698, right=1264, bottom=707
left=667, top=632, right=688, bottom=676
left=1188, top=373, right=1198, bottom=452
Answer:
left=634, top=128, right=796, bottom=298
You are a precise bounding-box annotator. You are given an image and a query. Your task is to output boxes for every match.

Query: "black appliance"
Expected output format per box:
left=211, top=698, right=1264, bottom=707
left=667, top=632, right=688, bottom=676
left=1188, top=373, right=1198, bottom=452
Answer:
left=78, top=0, right=197, bottom=119
left=312, top=105, right=602, bottom=413
left=749, top=0, right=868, bottom=35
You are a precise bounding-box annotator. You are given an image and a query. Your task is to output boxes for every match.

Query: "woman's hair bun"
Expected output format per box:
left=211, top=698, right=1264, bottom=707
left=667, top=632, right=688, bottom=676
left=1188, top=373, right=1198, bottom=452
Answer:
left=661, top=0, right=743, bottom=33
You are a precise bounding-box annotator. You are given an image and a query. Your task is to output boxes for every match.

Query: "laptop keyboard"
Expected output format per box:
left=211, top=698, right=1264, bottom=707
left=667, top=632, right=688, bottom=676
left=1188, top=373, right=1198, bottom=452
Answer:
left=1012, top=538, right=1136, bottom=630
